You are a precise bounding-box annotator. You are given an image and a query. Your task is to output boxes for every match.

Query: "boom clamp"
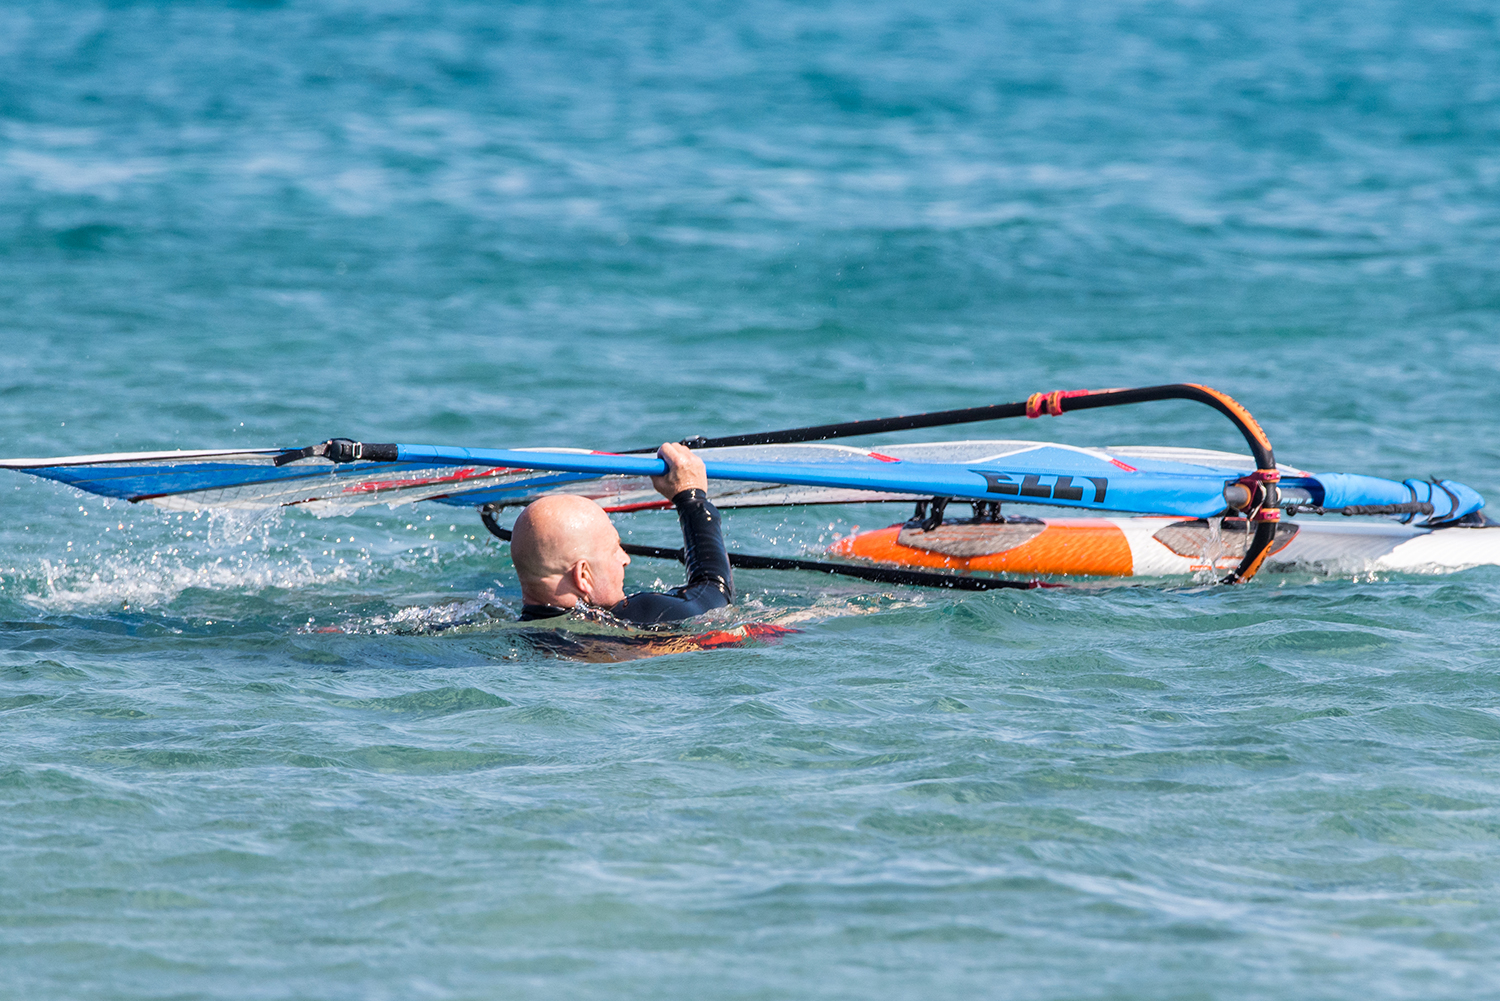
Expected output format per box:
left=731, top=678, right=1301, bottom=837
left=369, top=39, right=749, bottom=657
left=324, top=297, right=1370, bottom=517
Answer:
left=1224, top=468, right=1282, bottom=523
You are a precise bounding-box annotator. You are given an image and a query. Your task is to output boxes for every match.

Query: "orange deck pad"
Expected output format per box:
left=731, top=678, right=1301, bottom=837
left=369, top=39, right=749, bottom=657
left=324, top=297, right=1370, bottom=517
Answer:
left=830, top=520, right=1134, bottom=577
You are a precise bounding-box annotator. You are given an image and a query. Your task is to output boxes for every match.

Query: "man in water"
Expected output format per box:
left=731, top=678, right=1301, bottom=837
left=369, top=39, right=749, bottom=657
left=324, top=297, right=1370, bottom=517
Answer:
left=511, top=442, right=732, bottom=624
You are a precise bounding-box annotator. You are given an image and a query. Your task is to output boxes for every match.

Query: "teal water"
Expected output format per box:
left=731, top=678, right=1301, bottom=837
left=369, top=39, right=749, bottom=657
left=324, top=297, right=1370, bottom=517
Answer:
left=4, top=2, right=1500, bottom=997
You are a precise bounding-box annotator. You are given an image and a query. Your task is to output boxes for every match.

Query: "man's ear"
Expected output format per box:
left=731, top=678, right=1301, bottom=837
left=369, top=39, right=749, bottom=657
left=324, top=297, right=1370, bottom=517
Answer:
left=571, top=559, right=595, bottom=602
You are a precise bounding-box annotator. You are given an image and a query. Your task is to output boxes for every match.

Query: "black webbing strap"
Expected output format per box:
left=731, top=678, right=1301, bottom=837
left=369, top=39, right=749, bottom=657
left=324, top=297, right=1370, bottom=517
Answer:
left=479, top=507, right=1052, bottom=592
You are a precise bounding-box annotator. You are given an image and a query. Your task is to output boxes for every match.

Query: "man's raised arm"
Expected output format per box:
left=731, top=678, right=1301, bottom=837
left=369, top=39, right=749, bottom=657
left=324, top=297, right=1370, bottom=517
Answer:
left=609, top=442, right=733, bottom=624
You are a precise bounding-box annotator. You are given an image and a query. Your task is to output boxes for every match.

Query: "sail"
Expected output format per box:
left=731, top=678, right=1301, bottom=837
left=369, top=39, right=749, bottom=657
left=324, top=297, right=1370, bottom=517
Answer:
left=0, top=447, right=590, bottom=512
left=0, top=446, right=913, bottom=513
left=2, top=440, right=1484, bottom=522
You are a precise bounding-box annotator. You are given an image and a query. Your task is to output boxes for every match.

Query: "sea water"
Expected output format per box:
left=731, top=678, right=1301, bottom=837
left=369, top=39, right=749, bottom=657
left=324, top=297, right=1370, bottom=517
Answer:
left=3, top=2, right=1500, bottom=997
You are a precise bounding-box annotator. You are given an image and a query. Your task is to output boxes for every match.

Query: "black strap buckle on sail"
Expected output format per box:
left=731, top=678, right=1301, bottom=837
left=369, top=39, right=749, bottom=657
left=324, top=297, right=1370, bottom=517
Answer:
left=273, top=439, right=400, bottom=466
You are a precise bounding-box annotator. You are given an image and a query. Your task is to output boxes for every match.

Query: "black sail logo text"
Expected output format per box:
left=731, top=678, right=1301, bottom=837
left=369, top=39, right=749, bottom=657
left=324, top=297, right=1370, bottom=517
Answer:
left=972, top=471, right=1108, bottom=503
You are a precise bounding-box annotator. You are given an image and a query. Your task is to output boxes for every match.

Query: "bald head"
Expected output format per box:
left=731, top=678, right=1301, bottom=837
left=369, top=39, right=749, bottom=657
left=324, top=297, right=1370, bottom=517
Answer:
left=510, top=495, right=630, bottom=608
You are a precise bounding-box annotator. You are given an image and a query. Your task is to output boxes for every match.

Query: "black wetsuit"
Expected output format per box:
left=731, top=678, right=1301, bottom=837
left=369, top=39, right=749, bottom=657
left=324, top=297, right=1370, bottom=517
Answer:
left=519, top=489, right=733, bottom=625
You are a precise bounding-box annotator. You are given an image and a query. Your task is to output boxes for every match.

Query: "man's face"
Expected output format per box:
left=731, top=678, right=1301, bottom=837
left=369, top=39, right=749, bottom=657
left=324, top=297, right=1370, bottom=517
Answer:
left=584, top=522, right=631, bottom=607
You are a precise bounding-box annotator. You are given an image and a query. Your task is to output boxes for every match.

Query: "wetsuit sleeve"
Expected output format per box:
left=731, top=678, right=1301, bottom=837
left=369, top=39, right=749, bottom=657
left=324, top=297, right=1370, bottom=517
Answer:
left=610, top=489, right=733, bottom=625
left=675, top=488, right=733, bottom=598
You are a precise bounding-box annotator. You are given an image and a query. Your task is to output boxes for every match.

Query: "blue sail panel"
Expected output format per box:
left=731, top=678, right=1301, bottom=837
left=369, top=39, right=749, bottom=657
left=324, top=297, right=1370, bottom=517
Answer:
left=0, top=449, right=601, bottom=512
left=32, top=460, right=342, bottom=500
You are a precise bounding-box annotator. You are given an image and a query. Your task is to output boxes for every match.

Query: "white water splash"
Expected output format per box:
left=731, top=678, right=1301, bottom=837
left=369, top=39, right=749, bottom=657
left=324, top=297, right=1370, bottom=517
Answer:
left=13, top=505, right=379, bottom=613
left=328, top=591, right=516, bottom=635
left=26, top=550, right=365, bottom=613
